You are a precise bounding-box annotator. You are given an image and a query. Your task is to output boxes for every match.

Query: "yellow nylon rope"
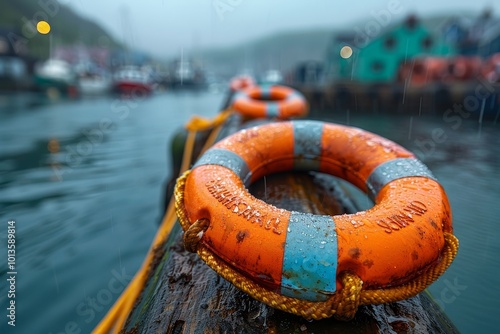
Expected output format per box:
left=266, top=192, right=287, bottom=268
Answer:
left=92, top=110, right=232, bottom=333
left=174, top=170, right=459, bottom=321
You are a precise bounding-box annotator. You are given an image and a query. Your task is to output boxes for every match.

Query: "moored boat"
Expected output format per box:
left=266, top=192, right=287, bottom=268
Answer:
left=78, top=75, right=112, bottom=95
left=112, top=66, right=154, bottom=95
left=75, top=62, right=112, bottom=95
left=169, top=58, right=206, bottom=89
left=34, top=59, right=78, bottom=97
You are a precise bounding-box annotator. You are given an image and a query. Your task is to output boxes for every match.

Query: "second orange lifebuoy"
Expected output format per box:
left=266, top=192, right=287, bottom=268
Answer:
left=180, top=120, right=454, bottom=302
left=232, top=85, right=308, bottom=119
left=229, top=75, right=256, bottom=91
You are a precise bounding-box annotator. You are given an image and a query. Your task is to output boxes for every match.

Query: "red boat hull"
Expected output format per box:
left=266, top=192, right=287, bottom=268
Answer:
left=114, top=81, right=153, bottom=95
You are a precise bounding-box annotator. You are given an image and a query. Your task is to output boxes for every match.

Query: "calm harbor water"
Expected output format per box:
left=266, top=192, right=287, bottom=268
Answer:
left=0, top=90, right=498, bottom=333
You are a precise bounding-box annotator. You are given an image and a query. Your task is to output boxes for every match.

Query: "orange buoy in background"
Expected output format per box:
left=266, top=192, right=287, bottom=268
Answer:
left=176, top=120, right=458, bottom=319
left=231, top=85, right=308, bottom=119
left=445, top=56, right=482, bottom=81
left=229, top=75, right=256, bottom=92
left=481, top=53, right=500, bottom=83
left=398, top=57, right=448, bottom=86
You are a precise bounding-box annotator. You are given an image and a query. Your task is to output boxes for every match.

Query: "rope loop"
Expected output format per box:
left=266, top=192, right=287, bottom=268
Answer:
left=335, top=272, right=363, bottom=320
left=183, top=218, right=210, bottom=253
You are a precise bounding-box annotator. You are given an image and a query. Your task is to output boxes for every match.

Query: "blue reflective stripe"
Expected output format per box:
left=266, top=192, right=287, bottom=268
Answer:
left=232, top=91, right=248, bottom=103
left=281, top=212, right=338, bottom=301
left=265, top=102, right=280, bottom=117
left=366, top=158, right=436, bottom=201
left=289, top=92, right=305, bottom=102
left=260, top=85, right=272, bottom=99
left=193, top=148, right=252, bottom=185
left=292, top=120, right=323, bottom=171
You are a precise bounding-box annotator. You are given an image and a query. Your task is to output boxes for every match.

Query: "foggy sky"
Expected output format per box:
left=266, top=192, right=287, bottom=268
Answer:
left=62, top=0, right=498, bottom=58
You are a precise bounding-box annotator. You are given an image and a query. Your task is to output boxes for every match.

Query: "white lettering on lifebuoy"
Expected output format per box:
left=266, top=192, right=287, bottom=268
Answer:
left=377, top=201, right=428, bottom=233
left=205, top=179, right=281, bottom=234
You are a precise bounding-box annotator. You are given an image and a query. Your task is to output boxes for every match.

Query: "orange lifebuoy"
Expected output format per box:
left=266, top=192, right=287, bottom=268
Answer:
left=229, top=75, right=256, bottom=91
left=232, top=85, right=308, bottom=119
left=398, top=57, right=448, bottom=85
left=180, top=121, right=454, bottom=302
left=446, top=56, right=482, bottom=81
left=481, top=53, right=500, bottom=83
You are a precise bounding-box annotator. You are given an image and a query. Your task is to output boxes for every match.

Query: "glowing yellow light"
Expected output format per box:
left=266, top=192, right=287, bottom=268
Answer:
left=37, top=21, right=51, bottom=34
left=48, top=138, right=60, bottom=153
left=340, top=46, right=353, bottom=59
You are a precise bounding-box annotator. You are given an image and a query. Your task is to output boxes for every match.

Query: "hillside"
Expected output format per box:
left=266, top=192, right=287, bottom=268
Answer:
left=195, top=28, right=335, bottom=77
left=193, top=11, right=486, bottom=78
left=0, top=0, right=121, bottom=58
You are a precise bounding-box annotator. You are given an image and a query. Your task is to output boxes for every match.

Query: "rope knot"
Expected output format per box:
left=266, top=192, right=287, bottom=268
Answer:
left=334, top=272, right=363, bottom=320
left=183, top=218, right=210, bottom=253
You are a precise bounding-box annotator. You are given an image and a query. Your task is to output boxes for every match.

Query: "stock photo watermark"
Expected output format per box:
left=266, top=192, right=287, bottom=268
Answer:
left=434, top=277, right=467, bottom=311
left=352, top=0, right=404, bottom=48
left=48, top=267, right=133, bottom=334
left=20, top=0, right=59, bottom=38
left=412, top=77, right=495, bottom=159
left=212, top=0, right=245, bottom=21
left=50, top=89, right=147, bottom=180
left=7, top=0, right=63, bottom=53
left=6, top=220, right=17, bottom=327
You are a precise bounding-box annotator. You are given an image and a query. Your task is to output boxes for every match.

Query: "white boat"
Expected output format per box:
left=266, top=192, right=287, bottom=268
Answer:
left=34, top=59, right=78, bottom=96
left=75, top=62, right=112, bottom=95
left=78, top=74, right=112, bottom=95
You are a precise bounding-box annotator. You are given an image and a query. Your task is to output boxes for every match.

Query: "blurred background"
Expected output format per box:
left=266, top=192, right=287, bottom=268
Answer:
left=0, top=0, right=499, bottom=333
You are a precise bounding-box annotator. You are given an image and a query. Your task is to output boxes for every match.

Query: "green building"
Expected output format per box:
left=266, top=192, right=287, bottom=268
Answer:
left=326, top=16, right=455, bottom=83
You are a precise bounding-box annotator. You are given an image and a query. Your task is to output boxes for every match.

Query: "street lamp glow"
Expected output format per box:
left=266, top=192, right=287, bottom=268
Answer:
left=37, top=21, right=51, bottom=34
left=340, top=46, right=353, bottom=59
